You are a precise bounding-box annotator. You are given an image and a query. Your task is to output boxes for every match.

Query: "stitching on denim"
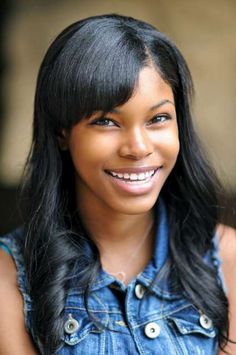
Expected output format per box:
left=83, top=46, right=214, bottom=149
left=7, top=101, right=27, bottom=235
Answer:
left=164, top=320, right=185, bottom=355
left=139, top=274, right=181, bottom=298
left=168, top=318, right=216, bottom=338
left=167, top=321, right=189, bottom=355
left=125, top=286, right=146, bottom=355
left=93, top=293, right=110, bottom=326
left=132, top=303, right=196, bottom=329
left=100, top=328, right=106, bottom=355
left=65, top=306, right=123, bottom=314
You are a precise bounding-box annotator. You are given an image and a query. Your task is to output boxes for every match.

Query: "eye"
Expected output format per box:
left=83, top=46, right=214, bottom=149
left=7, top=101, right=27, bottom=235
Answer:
left=91, top=117, right=117, bottom=127
left=147, top=114, right=171, bottom=126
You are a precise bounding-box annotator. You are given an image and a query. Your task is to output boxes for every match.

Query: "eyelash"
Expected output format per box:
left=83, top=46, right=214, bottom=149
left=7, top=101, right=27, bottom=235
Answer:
left=91, top=114, right=171, bottom=127
left=147, top=114, right=171, bottom=125
left=91, top=118, right=117, bottom=126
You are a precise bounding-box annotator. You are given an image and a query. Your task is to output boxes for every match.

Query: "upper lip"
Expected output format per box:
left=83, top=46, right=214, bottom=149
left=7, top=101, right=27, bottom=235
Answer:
left=105, top=166, right=161, bottom=174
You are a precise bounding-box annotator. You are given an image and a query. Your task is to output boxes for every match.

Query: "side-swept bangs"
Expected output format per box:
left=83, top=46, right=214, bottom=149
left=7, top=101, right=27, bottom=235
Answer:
left=35, top=17, right=150, bottom=134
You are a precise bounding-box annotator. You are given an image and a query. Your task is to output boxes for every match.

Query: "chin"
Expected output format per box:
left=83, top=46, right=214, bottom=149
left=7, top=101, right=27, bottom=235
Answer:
left=111, top=195, right=159, bottom=216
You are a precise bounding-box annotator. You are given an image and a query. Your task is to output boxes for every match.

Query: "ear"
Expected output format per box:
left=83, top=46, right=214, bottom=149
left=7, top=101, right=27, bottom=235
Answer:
left=58, top=129, right=69, bottom=151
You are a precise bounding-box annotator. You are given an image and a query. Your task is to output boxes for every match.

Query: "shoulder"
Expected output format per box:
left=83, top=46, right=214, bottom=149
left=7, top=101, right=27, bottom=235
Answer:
left=217, top=224, right=236, bottom=293
left=0, top=247, right=18, bottom=285
left=0, top=227, right=26, bottom=275
left=217, top=224, right=236, bottom=269
left=0, top=249, right=21, bottom=314
left=0, top=230, right=37, bottom=353
left=0, top=227, right=30, bottom=305
left=217, top=224, right=236, bottom=354
left=0, top=228, right=24, bottom=279
left=0, top=249, right=37, bottom=353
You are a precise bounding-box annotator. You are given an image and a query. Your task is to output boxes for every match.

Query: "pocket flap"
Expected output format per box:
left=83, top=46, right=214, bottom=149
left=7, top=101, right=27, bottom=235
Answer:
left=167, top=306, right=216, bottom=338
left=63, top=310, right=100, bottom=346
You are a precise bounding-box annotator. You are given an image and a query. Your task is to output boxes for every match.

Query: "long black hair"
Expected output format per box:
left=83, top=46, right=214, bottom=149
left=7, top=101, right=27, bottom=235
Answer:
left=22, top=14, right=228, bottom=353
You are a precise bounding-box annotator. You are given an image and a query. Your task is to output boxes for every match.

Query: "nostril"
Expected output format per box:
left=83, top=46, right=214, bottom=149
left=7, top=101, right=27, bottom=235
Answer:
left=118, top=136, right=154, bottom=159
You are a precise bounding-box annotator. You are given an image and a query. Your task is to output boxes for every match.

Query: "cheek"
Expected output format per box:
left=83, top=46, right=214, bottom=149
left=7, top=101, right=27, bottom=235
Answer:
left=155, top=128, right=180, bottom=162
left=169, top=134, right=180, bottom=159
left=68, top=131, right=117, bottom=172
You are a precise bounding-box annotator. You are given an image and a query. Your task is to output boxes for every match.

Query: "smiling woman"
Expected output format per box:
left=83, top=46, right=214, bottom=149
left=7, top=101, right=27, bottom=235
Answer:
left=66, top=67, right=179, bottom=215
left=0, top=14, right=235, bottom=355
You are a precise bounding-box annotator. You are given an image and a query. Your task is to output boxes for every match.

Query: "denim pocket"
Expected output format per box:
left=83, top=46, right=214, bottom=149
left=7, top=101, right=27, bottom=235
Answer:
left=166, top=306, right=217, bottom=354
left=167, top=306, right=216, bottom=338
left=63, top=309, right=100, bottom=346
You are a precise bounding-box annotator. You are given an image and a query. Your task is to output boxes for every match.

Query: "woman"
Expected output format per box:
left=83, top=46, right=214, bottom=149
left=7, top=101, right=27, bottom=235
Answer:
left=0, top=14, right=235, bottom=354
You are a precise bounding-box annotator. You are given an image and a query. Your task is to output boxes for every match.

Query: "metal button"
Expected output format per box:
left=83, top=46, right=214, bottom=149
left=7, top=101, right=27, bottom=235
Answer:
left=64, top=313, right=79, bottom=334
left=144, top=322, right=161, bottom=339
left=199, top=314, right=213, bottom=329
left=135, top=284, right=146, bottom=299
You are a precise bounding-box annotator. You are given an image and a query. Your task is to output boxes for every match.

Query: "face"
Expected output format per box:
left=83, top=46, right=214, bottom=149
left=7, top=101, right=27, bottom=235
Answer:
left=67, top=66, right=179, bottom=216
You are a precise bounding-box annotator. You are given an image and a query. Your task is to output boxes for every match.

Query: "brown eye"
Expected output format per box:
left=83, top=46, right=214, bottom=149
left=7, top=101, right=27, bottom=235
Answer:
left=147, top=114, right=171, bottom=125
left=91, top=118, right=117, bottom=126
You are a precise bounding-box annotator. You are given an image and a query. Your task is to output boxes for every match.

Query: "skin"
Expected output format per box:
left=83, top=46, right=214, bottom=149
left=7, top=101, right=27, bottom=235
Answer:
left=0, top=65, right=235, bottom=354
left=66, top=66, right=179, bottom=280
left=218, top=225, right=236, bottom=354
left=0, top=249, right=37, bottom=354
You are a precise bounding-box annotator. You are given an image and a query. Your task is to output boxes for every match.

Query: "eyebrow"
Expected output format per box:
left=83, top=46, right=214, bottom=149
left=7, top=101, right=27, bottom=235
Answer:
left=149, top=99, right=175, bottom=111
left=110, top=99, right=175, bottom=113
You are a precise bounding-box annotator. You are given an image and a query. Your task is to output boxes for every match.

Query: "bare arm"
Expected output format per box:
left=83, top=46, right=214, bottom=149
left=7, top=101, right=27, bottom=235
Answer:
left=0, top=249, right=38, bottom=354
left=217, top=225, right=236, bottom=355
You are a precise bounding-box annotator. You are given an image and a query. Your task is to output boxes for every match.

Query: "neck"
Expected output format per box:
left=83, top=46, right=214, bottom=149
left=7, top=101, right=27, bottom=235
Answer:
left=78, top=202, right=154, bottom=249
left=77, top=202, right=155, bottom=284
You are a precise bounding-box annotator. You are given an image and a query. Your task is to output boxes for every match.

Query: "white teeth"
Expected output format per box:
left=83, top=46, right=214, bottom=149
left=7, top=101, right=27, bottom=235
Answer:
left=130, top=173, right=138, bottom=180
left=148, top=170, right=154, bottom=176
left=109, top=170, right=155, bottom=181
left=138, top=172, right=145, bottom=180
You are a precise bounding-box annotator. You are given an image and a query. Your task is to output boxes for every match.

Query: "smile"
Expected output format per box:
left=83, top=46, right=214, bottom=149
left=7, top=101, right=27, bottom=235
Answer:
left=104, top=167, right=162, bottom=195
left=108, top=170, right=156, bottom=182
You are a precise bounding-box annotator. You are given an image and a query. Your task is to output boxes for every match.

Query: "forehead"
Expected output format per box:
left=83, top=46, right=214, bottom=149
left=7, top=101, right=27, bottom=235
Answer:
left=111, top=66, right=174, bottom=113
left=136, top=66, right=173, bottom=96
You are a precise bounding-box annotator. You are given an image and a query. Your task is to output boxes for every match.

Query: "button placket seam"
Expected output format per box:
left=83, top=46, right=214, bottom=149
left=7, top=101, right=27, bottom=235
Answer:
left=125, top=284, right=145, bottom=355
left=166, top=321, right=190, bottom=355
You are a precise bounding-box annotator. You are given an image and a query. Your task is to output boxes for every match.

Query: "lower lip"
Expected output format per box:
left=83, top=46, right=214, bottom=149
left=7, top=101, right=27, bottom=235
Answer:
left=106, top=169, right=161, bottom=195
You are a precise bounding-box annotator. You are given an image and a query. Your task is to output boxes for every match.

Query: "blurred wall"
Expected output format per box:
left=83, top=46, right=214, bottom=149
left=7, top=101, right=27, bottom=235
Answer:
left=0, top=0, right=235, bottom=231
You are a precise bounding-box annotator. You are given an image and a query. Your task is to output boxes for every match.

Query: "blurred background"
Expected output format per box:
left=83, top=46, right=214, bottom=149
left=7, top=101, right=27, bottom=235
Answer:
left=0, top=0, right=235, bottom=234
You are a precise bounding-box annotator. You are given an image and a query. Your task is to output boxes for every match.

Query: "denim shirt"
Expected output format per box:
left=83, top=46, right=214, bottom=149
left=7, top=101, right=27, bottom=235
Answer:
left=0, top=202, right=224, bottom=354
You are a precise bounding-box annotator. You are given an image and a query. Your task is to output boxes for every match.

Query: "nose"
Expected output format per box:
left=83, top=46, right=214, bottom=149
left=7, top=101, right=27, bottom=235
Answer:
left=118, top=127, right=153, bottom=160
